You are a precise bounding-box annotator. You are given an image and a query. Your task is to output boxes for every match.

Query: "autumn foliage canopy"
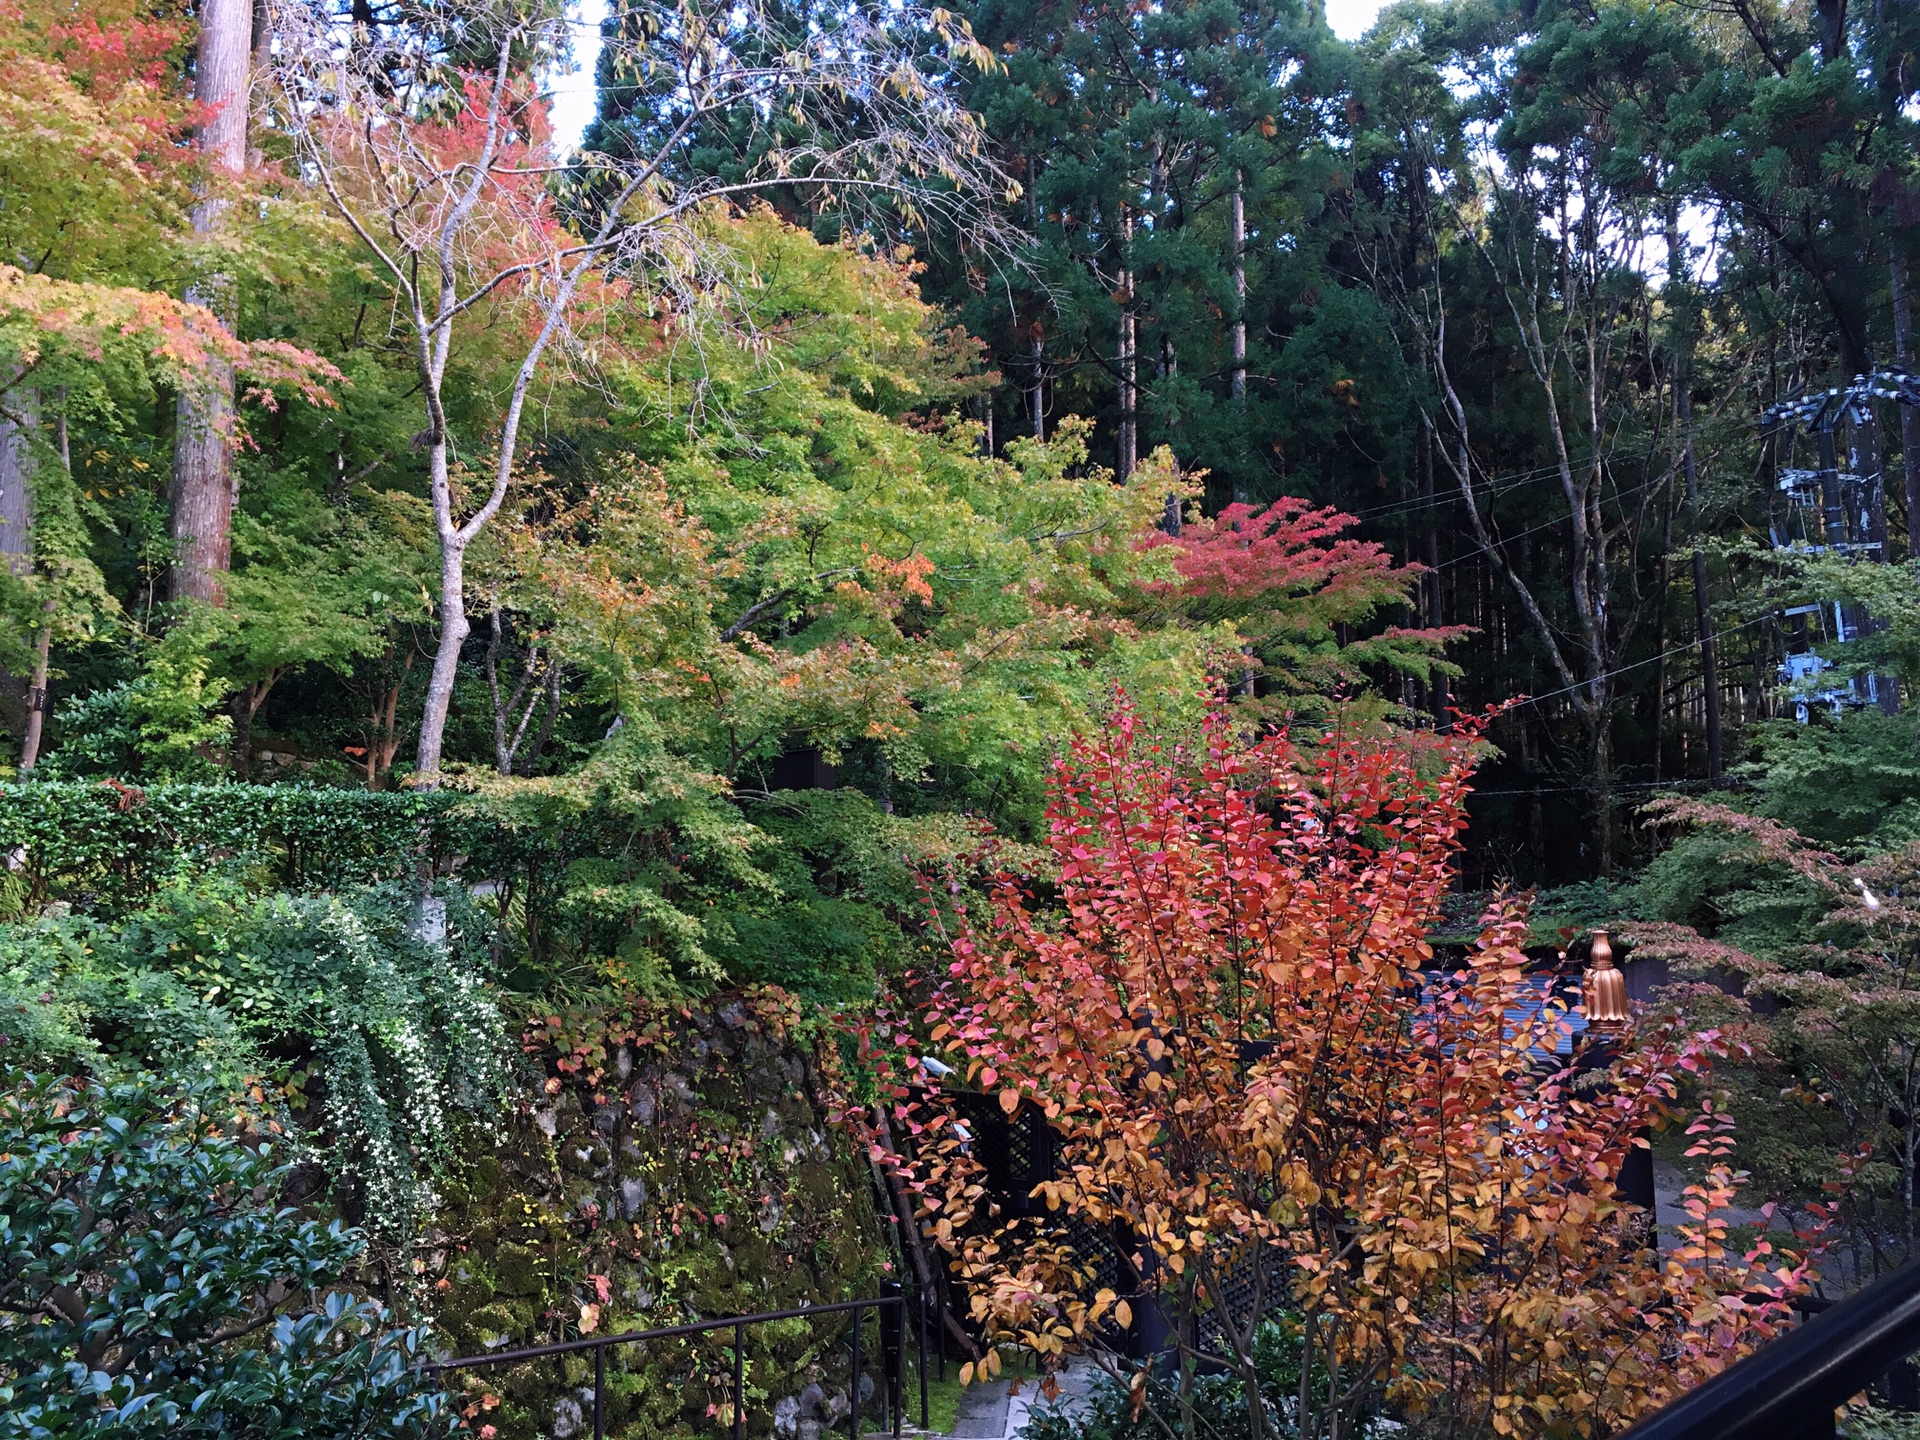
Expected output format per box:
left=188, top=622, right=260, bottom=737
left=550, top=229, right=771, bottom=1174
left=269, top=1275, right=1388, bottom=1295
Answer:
left=879, top=696, right=1819, bottom=1439
left=1144, top=499, right=1466, bottom=699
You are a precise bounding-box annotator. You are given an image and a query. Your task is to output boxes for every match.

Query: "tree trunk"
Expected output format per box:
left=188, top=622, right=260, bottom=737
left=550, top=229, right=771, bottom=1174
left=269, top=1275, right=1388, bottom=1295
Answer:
left=1652, top=477, right=1674, bottom=785
left=1847, top=406, right=1887, bottom=560
left=1839, top=361, right=1899, bottom=709
left=170, top=378, right=236, bottom=605
left=1028, top=325, right=1044, bottom=441
left=1159, top=332, right=1182, bottom=532
left=1117, top=259, right=1137, bottom=482
left=485, top=605, right=547, bottom=775
left=1419, top=418, right=1446, bottom=720
left=228, top=671, right=280, bottom=776
left=523, top=664, right=562, bottom=773
left=1026, top=152, right=1044, bottom=443
left=0, top=390, right=30, bottom=571
left=415, top=439, right=468, bottom=779
left=1592, top=697, right=1615, bottom=876
left=2, top=388, right=36, bottom=751
left=367, top=646, right=412, bottom=786
left=169, top=0, right=250, bottom=608
left=20, top=401, right=71, bottom=770
left=1815, top=0, right=1848, bottom=64
left=1230, top=169, right=1247, bottom=512
left=248, top=0, right=271, bottom=162
left=1683, top=465, right=1722, bottom=777
left=1230, top=172, right=1247, bottom=412
left=19, top=625, right=50, bottom=771
left=1891, top=235, right=1920, bottom=557
left=1668, top=205, right=1723, bottom=780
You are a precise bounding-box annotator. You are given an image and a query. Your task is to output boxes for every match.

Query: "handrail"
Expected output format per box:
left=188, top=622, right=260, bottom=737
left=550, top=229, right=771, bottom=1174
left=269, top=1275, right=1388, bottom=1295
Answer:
left=1618, top=1259, right=1920, bottom=1440
left=420, top=1296, right=893, bottom=1372
left=423, top=1293, right=917, bottom=1440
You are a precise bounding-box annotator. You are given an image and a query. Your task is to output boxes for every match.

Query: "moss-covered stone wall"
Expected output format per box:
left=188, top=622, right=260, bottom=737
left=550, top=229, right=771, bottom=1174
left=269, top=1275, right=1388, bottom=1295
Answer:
left=422, top=993, right=894, bottom=1439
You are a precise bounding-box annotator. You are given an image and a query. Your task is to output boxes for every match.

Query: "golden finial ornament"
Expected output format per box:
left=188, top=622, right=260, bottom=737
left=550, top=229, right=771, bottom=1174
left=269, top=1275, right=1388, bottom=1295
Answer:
left=1580, top=928, right=1630, bottom=1036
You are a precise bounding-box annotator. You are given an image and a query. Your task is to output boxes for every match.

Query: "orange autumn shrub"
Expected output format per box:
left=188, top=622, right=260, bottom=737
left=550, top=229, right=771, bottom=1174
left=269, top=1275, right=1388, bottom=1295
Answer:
left=873, top=695, right=1821, bottom=1439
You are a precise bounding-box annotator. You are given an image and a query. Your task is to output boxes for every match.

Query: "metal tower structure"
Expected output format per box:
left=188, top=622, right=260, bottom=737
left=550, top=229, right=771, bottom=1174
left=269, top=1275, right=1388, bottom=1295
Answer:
left=1761, top=366, right=1920, bottom=720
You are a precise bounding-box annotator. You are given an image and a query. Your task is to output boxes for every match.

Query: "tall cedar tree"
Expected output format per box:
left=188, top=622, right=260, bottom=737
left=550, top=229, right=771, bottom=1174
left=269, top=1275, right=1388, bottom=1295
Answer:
left=168, top=0, right=251, bottom=606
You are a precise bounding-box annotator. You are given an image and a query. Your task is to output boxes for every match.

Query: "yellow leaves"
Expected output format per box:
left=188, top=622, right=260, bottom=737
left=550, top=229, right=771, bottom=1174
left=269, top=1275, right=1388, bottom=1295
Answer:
left=1085, top=1286, right=1133, bottom=1330
left=1279, top=1164, right=1322, bottom=1209
left=874, top=705, right=1813, bottom=1440
left=1392, top=1242, right=1441, bottom=1275
left=959, top=1348, right=1005, bottom=1387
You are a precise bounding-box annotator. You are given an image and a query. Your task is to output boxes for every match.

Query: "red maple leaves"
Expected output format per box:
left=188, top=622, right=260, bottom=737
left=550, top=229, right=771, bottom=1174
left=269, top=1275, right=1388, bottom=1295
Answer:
left=1143, top=499, right=1467, bottom=695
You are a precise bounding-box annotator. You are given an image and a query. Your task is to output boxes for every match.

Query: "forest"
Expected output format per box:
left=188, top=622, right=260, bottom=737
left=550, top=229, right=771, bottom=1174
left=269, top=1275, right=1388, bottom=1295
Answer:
left=7, top=0, right=1920, bottom=880
left=4, top=0, right=1920, bottom=1433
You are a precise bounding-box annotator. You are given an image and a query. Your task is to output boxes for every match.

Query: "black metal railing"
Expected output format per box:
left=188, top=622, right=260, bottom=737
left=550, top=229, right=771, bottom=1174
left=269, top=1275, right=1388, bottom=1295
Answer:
left=424, top=1292, right=926, bottom=1440
left=1618, top=1259, right=1920, bottom=1439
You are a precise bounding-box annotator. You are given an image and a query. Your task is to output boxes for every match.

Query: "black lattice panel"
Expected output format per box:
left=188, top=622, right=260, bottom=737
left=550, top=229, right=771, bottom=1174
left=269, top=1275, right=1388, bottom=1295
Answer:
left=1192, top=1249, right=1291, bottom=1360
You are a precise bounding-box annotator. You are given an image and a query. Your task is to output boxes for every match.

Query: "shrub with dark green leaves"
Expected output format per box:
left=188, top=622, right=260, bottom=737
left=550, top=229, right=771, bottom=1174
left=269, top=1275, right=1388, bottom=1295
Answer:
left=0, top=1066, right=452, bottom=1439
left=1740, top=710, right=1920, bottom=855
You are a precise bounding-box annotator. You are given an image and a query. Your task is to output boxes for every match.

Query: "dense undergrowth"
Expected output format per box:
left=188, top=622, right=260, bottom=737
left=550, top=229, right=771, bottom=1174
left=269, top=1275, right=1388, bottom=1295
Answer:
left=0, top=814, right=911, bottom=1437
left=6, top=703, right=1920, bottom=1439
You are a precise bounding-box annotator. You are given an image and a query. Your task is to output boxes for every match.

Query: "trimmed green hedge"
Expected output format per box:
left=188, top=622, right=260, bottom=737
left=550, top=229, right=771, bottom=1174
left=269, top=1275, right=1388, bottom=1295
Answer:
left=0, top=782, right=471, bottom=908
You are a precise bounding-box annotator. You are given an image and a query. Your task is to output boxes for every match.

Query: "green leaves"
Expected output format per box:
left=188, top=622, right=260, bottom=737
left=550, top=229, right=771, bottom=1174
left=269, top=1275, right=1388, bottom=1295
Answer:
left=0, top=780, right=462, bottom=910
left=0, top=874, right=509, bottom=1243
left=0, top=1066, right=453, bottom=1439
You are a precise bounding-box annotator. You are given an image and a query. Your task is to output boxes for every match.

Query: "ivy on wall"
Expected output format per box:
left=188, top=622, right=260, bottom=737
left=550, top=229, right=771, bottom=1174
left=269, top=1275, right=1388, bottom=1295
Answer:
left=0, top=879, right=511, bottom=1250
left=430, top=990, right=893, bottom=1440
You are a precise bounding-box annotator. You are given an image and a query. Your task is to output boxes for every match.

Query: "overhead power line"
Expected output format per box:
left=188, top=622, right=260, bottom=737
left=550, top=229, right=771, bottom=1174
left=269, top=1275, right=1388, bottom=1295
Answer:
left=1437, top=613, right=1777, bottom=731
